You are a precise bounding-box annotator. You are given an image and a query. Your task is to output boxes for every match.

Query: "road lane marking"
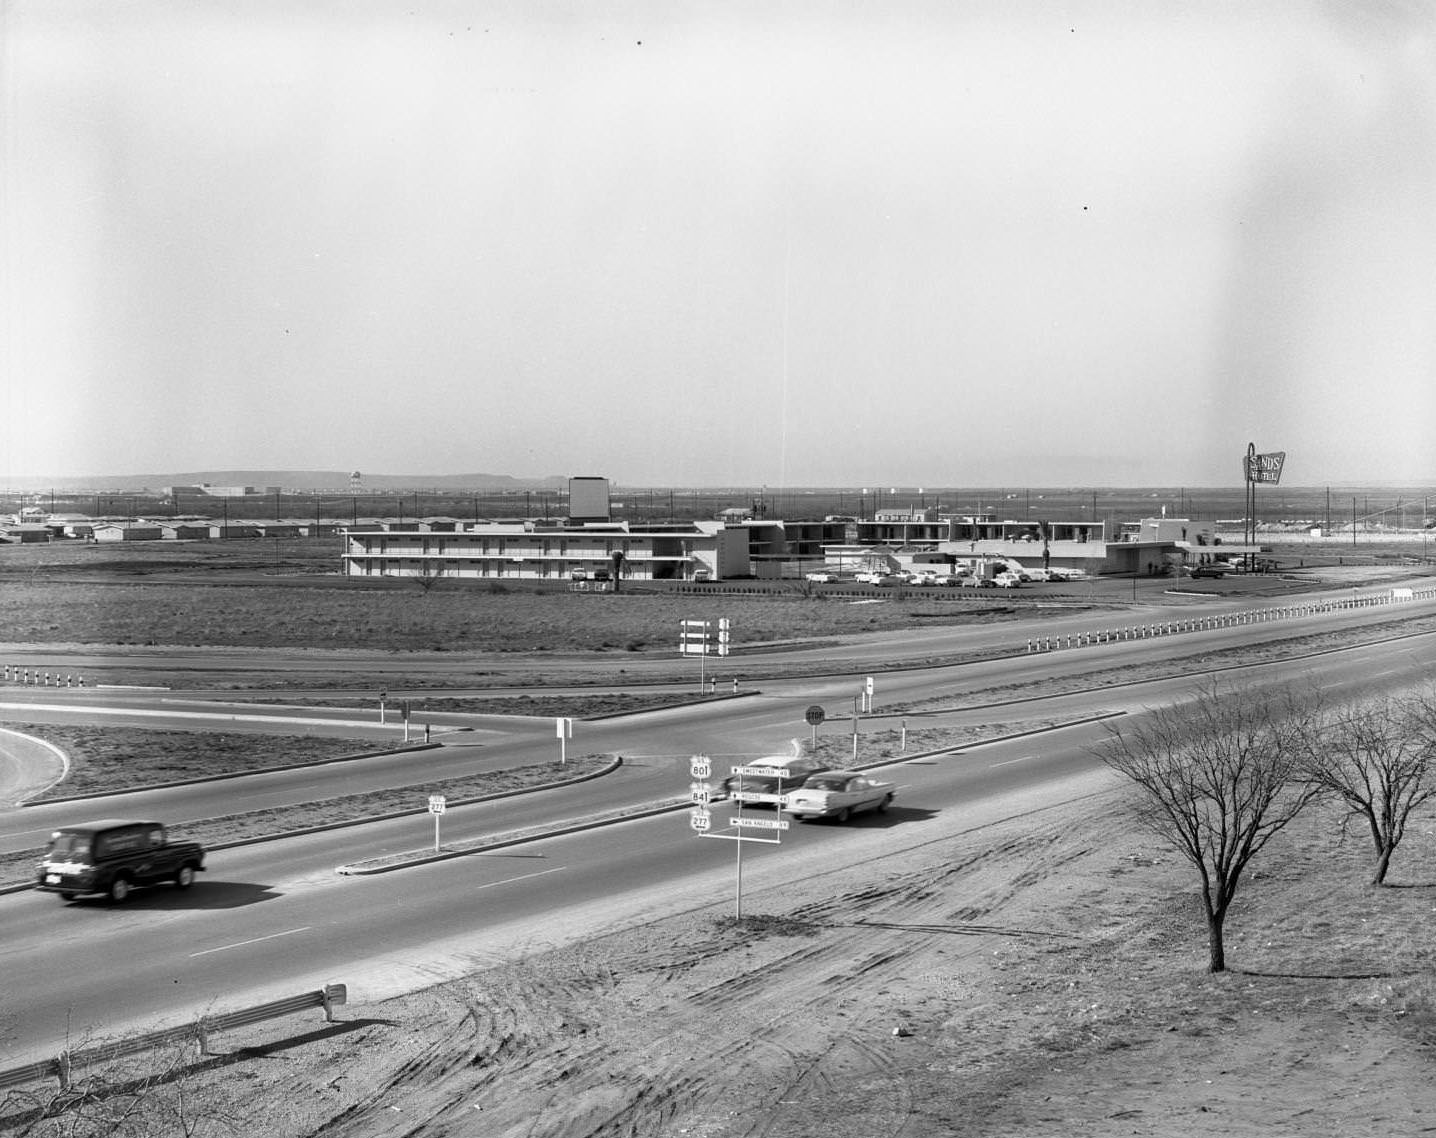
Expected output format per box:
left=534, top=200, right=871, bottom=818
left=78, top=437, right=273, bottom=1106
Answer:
left=988, top=755, right=1036, bottom=768
left=190, top=927, right=312, bottom=957
left=472, top=866, right=566, bottom=891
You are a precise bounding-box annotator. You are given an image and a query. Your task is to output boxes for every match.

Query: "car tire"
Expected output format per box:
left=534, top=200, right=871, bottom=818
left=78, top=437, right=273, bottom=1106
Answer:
left=107, top=875, right=132, bottom=904
left=59, top=892, right=76, bottom=901
left=878, top=795, right=892, bottom=813
left=175, top=865, right=196, bottom=890
left=836, top=807, right=852, bottom=823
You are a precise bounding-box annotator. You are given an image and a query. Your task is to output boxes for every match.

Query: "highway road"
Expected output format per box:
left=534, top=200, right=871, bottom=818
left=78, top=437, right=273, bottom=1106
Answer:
left=1, top=583, right=1434, bottom=1066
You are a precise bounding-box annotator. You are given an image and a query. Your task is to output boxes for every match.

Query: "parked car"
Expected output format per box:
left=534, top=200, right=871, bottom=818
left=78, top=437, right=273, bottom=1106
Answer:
left=692, top=568, right=713, bottom=582
left=36, top=819, right=206, bottom=903
left=785, top=771, right=897, bottom=822
left=931, top=573, right=964, bottom=587
left=959, top=575, right=984, bottom=588
left=871, top=574, right=907, bottom=587
left=805, top=570, right=840, bottom=583
left=908, top=572, right=940, bottom=587
left=990, top=572, right=1023, bottom=588
left=1190, top=564, right=1226, bottom=578
left=853, top=570, right=887, bottom=584
left=720, top=757, right=828, bottom=803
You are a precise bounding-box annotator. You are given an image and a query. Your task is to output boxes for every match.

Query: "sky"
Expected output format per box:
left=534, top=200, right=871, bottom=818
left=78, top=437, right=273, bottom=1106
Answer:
left=4, top=0, right=1435, bottom=488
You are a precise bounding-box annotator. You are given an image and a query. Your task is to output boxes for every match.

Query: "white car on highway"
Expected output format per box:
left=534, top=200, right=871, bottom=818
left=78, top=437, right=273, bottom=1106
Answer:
left=785, top=771, right=897, bottom=822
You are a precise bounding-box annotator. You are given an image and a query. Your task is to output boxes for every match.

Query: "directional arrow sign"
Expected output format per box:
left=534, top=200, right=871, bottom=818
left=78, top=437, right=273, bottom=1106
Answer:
left=732, top=764, right=791, bottom=777
left=732, top=817, right=790, bottom=830
left=730, top=791, right=788, bottom=805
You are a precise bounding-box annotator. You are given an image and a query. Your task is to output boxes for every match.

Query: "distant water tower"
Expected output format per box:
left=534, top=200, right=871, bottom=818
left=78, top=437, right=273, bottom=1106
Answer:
left=350, top=471, right=363, bottom=492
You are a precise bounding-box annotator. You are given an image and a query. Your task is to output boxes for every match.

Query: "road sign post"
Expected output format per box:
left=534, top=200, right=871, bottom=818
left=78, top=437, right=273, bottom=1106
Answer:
left=680, top=618, right=733, bottom=691
left=428, top=794, right=446, bottom=851
left=689, top=756, right=790, bottom=918
left=805, top=704, right=825, bottom=748
left=555, top=717, right=573, bottom=764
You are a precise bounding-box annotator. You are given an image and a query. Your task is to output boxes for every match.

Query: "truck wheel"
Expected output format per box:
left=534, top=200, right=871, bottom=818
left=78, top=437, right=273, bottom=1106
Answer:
left=59, top=892, right=76, bottom=901
left=107, top=876, right=132, bottom=904
left=174, top=865, right=196, bottom=890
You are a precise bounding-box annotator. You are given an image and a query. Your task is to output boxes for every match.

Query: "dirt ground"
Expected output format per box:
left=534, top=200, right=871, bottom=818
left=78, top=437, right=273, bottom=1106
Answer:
left=21, top=770, right=1434, bottom=1138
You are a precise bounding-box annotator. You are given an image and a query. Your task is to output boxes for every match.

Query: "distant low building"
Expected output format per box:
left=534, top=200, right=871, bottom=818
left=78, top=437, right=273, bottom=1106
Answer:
left=93, top=522, right=164, bottom=542
left=342, top=518, right=751, bottom=583
left=161, top=522, right=211, bottom=540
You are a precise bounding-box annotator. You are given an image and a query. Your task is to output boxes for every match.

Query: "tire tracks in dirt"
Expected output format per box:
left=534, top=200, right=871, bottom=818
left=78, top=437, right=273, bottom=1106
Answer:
left=306, top=810, right=1095, bottom=1137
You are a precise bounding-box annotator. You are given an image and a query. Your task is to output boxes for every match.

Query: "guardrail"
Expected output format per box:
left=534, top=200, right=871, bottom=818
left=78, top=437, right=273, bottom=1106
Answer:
left=1021, top=584, right=1436, bottom=655
left=0, top=983, right=347, bottom=1093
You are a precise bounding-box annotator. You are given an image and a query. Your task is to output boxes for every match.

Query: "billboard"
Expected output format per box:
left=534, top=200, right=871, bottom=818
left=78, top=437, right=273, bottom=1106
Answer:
left=568, top=476, right=611, bottom=522
left=1243, top=446, right=1285, bottom=485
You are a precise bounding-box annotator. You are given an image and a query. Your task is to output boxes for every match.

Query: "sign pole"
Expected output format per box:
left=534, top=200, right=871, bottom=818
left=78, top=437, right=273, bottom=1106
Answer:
left=734, top=828, right=743, bottom=919
left=428, top=794, right=445, bottom=851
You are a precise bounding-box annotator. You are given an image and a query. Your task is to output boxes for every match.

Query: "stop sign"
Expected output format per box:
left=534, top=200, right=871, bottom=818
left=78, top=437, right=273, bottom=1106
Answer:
left=805, top=705, right=826, bottom=726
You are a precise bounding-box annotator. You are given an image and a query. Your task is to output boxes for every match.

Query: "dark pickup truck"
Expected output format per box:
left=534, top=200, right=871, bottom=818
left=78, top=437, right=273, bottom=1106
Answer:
left=36, top=819, right=206, bottom=903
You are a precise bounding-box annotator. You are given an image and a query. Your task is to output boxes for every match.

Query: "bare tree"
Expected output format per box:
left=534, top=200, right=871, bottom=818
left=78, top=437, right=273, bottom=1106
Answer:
left=3, top=1037, right=252, bottom=1137
left=1095, top=679, right=1321, bottom=972
left=609, top=550, right=625, bottom=593
left=1300, top=689, right=1436, bottom=886
left=408, top=560, right=445, bottom=594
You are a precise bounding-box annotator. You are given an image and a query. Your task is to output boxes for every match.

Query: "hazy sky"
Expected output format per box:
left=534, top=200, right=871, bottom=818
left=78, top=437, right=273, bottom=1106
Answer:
left=5, top=1, right=1434, bottom=487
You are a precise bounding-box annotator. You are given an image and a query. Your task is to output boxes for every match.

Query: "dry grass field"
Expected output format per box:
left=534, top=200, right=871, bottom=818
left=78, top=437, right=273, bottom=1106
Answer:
left=0, top=538, right=1053, bottom=654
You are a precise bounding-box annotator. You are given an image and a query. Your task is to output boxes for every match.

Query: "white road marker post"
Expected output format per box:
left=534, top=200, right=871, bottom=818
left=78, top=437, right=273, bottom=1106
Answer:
left=428, top=794, right=445, bottom=852
left=556, top=717, right=573, bottom=764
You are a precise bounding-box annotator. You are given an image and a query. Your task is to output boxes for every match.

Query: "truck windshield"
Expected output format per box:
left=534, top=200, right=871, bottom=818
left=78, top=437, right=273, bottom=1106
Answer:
left=47, top=834, right=91, bottom=860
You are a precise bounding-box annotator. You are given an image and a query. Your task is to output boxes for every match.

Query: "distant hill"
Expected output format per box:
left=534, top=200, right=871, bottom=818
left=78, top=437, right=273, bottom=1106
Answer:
left=3, top=471, right=571, bottom=493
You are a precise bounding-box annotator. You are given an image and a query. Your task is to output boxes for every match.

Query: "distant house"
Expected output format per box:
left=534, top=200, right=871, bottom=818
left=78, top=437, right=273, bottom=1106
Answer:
left=256, top=521, right=302, bottom=538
